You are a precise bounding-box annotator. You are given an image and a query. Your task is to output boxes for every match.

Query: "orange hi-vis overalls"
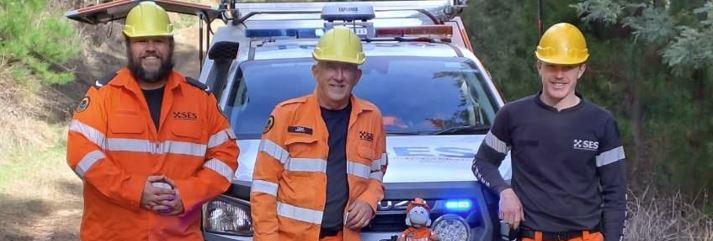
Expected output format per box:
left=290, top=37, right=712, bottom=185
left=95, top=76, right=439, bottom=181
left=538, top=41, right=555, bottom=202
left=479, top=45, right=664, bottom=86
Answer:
left=66, top=68, right=239, bottom=241
left=251, top=93, right=388, bottom=241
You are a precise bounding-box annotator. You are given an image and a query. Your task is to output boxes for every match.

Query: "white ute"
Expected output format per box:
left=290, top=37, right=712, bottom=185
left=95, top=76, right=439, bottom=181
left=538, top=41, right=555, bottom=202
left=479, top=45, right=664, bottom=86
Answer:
left=66, top=1, right=512, bottom=240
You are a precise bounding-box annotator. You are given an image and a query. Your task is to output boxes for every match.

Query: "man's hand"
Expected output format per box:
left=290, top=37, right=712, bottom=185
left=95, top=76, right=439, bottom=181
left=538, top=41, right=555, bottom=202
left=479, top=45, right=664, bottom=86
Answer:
left=153, top=177, right=184, bottom=216
left=140, top=176, right=175, bottom=211
left=345, top=199, right=374, bottom=230
left=499, top=188, right=524, bottom=230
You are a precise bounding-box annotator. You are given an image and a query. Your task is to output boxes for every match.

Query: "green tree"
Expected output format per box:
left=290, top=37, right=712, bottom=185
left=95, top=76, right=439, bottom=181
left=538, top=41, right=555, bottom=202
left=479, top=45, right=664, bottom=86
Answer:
left=0, top=0, right=79, bottom=85
left=572, top=0, right=712, bottom=195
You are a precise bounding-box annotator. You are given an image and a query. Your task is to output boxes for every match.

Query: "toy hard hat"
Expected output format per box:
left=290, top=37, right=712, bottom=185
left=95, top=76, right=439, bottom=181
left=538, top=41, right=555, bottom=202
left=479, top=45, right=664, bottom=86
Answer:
left=407, top=198, right=430, bottom=212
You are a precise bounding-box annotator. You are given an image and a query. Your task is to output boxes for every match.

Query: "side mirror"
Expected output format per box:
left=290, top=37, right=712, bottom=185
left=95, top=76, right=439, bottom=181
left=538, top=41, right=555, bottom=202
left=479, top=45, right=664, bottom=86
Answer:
left=205, top=41, right=240, bottom=100
left=208, top=41, right=240, bottom=61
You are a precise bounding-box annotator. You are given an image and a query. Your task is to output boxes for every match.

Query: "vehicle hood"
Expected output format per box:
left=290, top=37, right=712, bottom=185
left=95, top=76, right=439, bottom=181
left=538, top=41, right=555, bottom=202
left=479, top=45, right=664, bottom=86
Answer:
left=233, top=135, right=511, bottom=183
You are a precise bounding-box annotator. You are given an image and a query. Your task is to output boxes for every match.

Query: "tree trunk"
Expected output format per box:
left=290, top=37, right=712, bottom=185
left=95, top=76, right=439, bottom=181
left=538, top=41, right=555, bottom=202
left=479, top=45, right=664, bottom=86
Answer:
left=626, top=44, right=646, bottom=190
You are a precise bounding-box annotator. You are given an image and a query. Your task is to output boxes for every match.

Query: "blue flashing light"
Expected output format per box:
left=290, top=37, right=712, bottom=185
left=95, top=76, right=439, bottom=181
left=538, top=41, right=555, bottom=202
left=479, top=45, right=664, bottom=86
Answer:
left=246, top=29, right=321, bottom=38
left=444, top=199, right=472, bottom=212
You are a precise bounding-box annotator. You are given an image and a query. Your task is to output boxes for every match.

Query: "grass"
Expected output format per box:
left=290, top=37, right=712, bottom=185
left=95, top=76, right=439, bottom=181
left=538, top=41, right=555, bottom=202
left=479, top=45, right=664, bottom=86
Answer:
left=0, top=68, right=82, bottom=241
left=625, top=188, right=712, bottom=241
left=0, top=123, right=83, bottom=241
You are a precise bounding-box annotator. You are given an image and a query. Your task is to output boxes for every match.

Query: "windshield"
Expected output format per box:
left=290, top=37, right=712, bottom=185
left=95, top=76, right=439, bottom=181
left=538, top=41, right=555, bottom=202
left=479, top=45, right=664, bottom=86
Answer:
left=225, top=56, right=498, bottom=139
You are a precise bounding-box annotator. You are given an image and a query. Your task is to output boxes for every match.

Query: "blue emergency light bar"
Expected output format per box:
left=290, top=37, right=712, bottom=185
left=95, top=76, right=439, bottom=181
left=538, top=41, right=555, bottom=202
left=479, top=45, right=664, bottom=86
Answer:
left=444, top=199, right=472, bottom=212
left=245, top=28, right=322, bottom=38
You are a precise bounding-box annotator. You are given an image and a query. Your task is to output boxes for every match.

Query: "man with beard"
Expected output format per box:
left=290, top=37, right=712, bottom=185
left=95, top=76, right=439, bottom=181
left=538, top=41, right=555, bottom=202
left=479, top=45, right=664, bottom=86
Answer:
left=66, top=2, right=239, bottom=240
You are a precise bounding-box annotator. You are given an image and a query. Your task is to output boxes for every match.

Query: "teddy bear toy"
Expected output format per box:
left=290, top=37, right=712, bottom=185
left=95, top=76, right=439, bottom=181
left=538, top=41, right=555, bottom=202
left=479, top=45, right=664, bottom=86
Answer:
left=397, top=198, right=439, bottom=241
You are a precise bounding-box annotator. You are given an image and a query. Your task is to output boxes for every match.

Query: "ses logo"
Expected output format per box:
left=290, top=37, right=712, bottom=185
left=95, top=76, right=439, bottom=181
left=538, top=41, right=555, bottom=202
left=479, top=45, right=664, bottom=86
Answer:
left=573, top=139, right=598, bottom=151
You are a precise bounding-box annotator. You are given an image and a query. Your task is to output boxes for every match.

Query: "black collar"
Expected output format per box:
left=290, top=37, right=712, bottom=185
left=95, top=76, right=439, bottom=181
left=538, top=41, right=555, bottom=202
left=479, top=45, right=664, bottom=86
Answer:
left=533, top=90, right=585, bottom=113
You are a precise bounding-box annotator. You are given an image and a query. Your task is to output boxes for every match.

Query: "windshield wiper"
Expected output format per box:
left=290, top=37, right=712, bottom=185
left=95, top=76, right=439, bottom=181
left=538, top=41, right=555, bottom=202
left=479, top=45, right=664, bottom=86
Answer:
left=431, top=125, right=490, bottom=135
left=387, top=130, right=428, bottom=135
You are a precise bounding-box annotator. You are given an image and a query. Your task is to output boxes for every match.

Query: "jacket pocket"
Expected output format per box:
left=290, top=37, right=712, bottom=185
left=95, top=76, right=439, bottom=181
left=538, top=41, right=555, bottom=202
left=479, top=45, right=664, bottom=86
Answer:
left=171, top=123, right=202, bottom=140
left=284, top=135, right=318, bottom=158
left=357, top=144, right=378, bottom=161
left=109, top=113, right=145, bottom=134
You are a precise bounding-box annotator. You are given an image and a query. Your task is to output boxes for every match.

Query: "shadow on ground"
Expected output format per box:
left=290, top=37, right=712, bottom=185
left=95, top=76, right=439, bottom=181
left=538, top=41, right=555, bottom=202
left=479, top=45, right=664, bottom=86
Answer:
left=0, top=194, right=53, bottom=240
left=0, top=179, right=83, bottom=241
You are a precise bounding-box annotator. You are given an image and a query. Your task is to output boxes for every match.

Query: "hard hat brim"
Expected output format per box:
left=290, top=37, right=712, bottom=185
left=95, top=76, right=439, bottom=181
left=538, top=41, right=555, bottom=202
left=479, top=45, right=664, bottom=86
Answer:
left=312, top=53, right=365, bottom=65
left=535, top=52, right=589, bottom=65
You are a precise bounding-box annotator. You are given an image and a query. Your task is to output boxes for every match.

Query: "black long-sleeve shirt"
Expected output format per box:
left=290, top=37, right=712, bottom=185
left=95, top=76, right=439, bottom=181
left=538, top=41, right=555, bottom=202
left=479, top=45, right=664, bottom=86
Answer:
left=472, top=94, right=627, bottom=241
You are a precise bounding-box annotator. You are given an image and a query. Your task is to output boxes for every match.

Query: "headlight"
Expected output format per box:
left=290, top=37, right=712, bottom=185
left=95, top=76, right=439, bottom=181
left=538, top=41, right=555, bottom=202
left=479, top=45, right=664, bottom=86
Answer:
left=432, top=214, right=470, bottom=241
left=202, top=195, right=253, bottom=236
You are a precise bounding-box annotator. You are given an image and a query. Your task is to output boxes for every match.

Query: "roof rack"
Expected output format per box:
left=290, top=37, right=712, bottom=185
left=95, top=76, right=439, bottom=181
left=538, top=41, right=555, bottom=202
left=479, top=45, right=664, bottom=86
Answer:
left=222, top=0, right=464, bottom=25
left=65, top=0, right=221, bottom=71
left=66, top=0, right=220, bottom=24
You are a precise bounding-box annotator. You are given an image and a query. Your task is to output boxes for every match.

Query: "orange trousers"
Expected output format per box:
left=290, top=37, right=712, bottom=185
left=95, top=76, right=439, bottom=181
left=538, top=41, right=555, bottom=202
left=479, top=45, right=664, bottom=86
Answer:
left=521, top=231, right=603, bottom=241
left=320, top=231, right=343, bottom=241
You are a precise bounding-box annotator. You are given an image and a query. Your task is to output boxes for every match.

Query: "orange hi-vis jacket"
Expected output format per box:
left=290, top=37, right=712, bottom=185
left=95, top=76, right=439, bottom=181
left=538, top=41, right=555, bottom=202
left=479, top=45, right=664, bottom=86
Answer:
left=66, top=68, right=239, bottom=241
left=399, top=227, right=437, bottom=241
left=251, top=93, right=388, bottom=241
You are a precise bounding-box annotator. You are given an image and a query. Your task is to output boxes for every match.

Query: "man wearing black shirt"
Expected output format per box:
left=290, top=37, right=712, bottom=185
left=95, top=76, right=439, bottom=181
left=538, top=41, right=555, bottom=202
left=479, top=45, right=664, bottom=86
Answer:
left=251, top=27, right=387, bottom=241
left=66, top=2, right=238, bottom=240
left=472, top=23, right=627, bottom=241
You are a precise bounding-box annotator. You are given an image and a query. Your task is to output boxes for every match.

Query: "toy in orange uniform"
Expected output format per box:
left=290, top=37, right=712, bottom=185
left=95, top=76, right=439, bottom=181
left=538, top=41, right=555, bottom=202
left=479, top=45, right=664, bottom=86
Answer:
left=398, top=198, right=439, bottom=241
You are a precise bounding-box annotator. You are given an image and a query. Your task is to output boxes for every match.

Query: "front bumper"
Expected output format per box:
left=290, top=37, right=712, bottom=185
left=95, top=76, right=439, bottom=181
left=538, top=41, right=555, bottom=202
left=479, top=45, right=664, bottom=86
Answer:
left=204, top=232, right=402, bottom=241
left=204, top=181, right=500, bottom=241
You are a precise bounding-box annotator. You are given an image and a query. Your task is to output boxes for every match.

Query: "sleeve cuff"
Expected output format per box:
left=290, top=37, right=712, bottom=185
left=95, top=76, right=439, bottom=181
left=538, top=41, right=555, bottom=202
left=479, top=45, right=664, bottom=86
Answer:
left=126, top=175, right=147, bottom=209
left=495, top=183, right=512, bottom=195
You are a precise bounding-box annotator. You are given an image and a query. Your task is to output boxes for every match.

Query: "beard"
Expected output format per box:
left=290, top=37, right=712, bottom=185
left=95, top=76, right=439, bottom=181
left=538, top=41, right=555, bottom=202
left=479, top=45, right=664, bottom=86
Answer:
left=127, top=49, right=174, bottom=83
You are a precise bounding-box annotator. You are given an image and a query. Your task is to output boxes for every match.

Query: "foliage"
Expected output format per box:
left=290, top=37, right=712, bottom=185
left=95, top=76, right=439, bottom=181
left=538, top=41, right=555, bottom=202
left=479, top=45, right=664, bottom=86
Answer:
left=465, top=0, right=712, bottom=197
left=0, top=0, right=79, bottom=85
left=571, top=0, right=623, bottom=25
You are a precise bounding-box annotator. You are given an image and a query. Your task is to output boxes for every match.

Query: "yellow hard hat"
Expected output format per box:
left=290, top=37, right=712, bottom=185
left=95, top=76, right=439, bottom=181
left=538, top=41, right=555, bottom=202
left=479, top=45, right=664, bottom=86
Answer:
left=535, top=23, right=589, bottom=65
left=123, top=1, right=174, bottom=38
left=313, top=27, right=365, bottom=65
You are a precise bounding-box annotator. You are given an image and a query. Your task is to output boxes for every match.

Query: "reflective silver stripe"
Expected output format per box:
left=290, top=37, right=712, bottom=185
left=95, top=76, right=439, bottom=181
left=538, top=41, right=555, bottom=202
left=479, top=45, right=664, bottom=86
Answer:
left=75, top=150, right=105, bottom=178
left=369, top=171, right=384, bottom=182
left=259, top=139, right=290, bottom=164
left=596, top=146, right=625, bottom=167
left=161, top=140, right=206, bottom=156
left=208, top=129, right=233, bottom=148
left=70, top=120, right=207, bottom=156
left=484, top=131, right=510, bottom=154
left=371, top=153, right=387, bottom=171
left=286, top=158, right=327, bottom=173
left=347, top=161, right=371, bottom=179
left=251, top=180, right=278, bottom=196
left=105, top=138, right=206, bottom=156
left=106, top=138, right=152, bottom=152
left=69, top=120, right=106, bottom=148
left=276, top=201, right=323, bottom=225
left=204, top=158, right=234, bottom=182
left=226, top=128, right=236, bottom=139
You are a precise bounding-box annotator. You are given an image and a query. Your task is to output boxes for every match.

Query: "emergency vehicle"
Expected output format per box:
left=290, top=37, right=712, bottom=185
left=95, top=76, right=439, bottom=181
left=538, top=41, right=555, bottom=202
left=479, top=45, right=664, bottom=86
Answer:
left=66, top=0, right=512, bottom=240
